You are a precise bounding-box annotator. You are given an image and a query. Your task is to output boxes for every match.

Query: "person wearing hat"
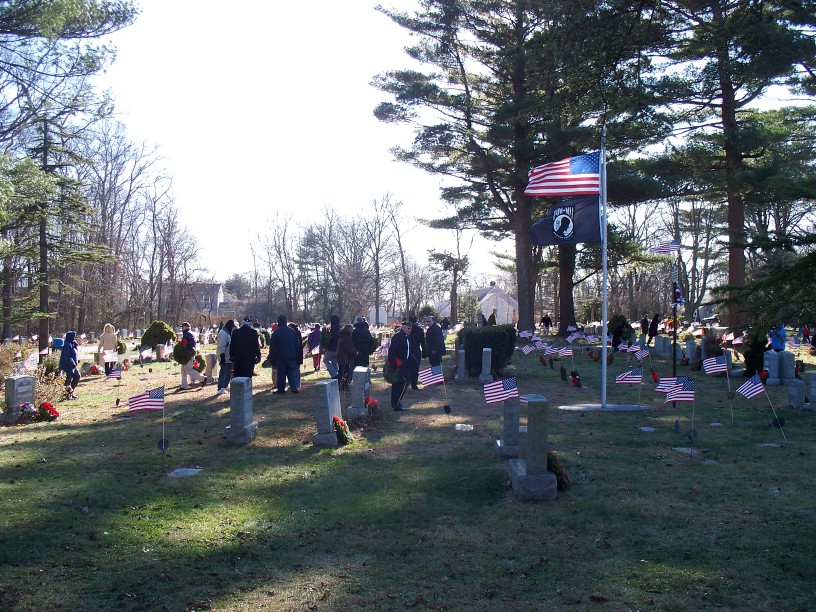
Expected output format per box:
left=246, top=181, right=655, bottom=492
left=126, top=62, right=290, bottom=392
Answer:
left=407, top=315, right=426, bottom=390
left=351, top=316, right=374, bottom=369
left=267, top=314, right=301, bottom=393
left=179, top=322, right=207, bottom=390
left=216, top=319, right=236, bottom=394
left=230, top=317, right=262, bottom=378
left=424, top=315, right=445, bottom=368
left=386, top=321, right=412, bottom=410
left=307, top=323, right=323, bottom=372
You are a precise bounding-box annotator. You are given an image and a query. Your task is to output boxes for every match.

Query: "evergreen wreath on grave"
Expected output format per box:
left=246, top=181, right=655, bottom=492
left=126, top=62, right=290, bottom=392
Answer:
left=547, top=450, right=571, bottom=491
left=172, top=342, right=195, bottom=366
left=333, top=416, right=353, bottom=445
left=192, top=355, right=205, bottom=373
left=37, top=401, right=59, bottom=422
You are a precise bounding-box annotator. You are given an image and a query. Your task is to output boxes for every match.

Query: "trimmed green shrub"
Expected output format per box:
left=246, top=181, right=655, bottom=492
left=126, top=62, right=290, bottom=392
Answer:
left=457, top=325, right=516, bottom=376
left=608, top=314, right=634, bottom=343
left=141, top=320, right=175, bottom=349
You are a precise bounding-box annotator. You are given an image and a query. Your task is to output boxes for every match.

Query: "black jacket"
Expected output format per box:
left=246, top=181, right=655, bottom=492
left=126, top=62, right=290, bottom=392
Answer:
left=408, top=323, right=426, bottom=362
left=425, top=322, right=445, bottom=365
left=351, top=321, right=374, bottom=356
left=230, top=324, right=261, bottom=376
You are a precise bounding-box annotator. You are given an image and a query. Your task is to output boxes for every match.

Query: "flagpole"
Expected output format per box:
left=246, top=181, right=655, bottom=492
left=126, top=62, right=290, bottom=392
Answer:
left=600, top=126, right=609, bottom=408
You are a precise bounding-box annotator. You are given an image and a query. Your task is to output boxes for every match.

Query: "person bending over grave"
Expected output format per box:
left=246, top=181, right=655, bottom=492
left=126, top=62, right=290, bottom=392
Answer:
left=179, top=322, right=208, bottom=389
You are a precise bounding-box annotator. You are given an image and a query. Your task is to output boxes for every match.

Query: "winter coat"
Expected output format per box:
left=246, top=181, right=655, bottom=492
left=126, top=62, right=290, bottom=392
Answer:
left=307, top=328, right=322, bottom=352
left=327, top=315, right=340, bottom=352
left=98, top=323, right=118, bottom=352
left=425, top=322, right=445, bottom=365
left=217, top=320, right=235, bottom=363
left=408, top=323, right=426, bottom=361
left=337, top=326, right=357, bottom=366
left=268, top=315, right=300, bottom=365
left=230, top=322, right=261, bottom=376
left=181, top=328, right=197, bottom=352
left=59, top=331, right=79, bottom=376
left=387, top=329, right=410, bottom=368
left=351, top=320, right=374, bottom=356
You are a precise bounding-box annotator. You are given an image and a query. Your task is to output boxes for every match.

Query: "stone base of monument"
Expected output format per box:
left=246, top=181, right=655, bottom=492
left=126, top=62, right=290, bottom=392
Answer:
left=312, top=431, right=339, bottom=446
left=508, top=458, right=557, bottom=501
left=495, top=439, right=519, bottom=458
left=226, top=421, right=258, bottom=444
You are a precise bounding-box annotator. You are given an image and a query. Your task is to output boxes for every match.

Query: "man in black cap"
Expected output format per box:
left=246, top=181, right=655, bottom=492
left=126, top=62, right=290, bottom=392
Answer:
left=351, top=315, right=374, bottom=369
left=230, top=317, right=261, bottom=378
left=407, top=315, right=426, bottom=389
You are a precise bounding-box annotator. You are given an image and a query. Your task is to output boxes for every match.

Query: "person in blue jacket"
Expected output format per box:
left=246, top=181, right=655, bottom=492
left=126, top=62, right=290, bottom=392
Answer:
left=267, top=314, right=301, bottom=394
left=59, top=331, right=80, bottom=399
left=769, top=323, right=786, bottom=352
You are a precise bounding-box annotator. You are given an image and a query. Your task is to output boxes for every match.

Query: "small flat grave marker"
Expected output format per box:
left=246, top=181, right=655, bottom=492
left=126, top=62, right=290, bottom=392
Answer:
left=454, top=423, right=474, bottom=431
left=638, top=426, right=656, bottom=432
left=167, top=468, right=201, bottom=478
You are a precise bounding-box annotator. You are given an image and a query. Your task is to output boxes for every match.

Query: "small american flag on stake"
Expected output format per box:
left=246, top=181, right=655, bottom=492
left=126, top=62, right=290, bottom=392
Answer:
left=655, top=376, right=681, bottom=393
left=558, top=346, right=573, bottom=357
left=635, top=347, right=649, bottom=361
left=521, top=344, right=535, bottom=355
left=106, top=367, right=122, bottom=380
left=627, top=344, right=641, bottom=353
left=417, top=365, right=444, bottom=387
left=128, top=386, right=165, bottom=411
left=736, top=374, right=764, bottom=399
left=665, top=378, right=695, bottom=403
left=702, top=355, right=728, bottom=375
left=615, top=367, right=642, bottom=384
left=484, top=377, right=519, bottom=404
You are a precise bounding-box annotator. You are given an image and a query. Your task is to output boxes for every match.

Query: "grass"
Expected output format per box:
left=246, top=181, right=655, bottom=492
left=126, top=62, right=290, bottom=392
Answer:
left=1, top=343, right=815, bottom=611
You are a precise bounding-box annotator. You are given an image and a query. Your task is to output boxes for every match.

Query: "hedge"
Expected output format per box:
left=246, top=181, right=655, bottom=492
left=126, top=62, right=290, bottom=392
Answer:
left=457, top=325, right=517, bottom=376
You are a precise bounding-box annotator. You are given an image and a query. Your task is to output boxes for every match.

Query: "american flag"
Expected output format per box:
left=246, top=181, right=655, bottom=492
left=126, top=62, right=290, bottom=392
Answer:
left=627, top=344, right=641, bottom=353
left=665, top=378, right=695, bottom=403
left=519, top=395, right=528, bottom=404
left=736, top=374, right=765, bottom=399
left=585, top=334, right=599, bottom=343
left=519, top=330, right=532, bottom=338
left=521, top=344, right=535, bottom=355
left=649, top=238, right=681, bottom=254
left=618, top=342, right=629, bottom=351
left=417, top=365, right=444, bottom=387
left=787, top=338, right=800, bottom=349
left=534, top=340, right=546, bottom=350
left=106, top=367, right=122, bottom=380
left=703, top=355, right=728, bottom=375
left=128, top=386, right=165, bottom=411
left=524, top=151, right=601, bottom=197
left=484, top=377, right=519, bottom=404
left=544, top=345, right=559, bottom=356
left=732, top=335, right=745, bottom=346
left=723, top=332, right=735, bottom=342
left=559, top=346, right=573, bottom=357
left=635, top=348, right=649, bottom=361
left=616, top=367, right=643, bottom=384
left=566, top=332, right=581, bottom=343
left=656, top=376, right=682, bottom=393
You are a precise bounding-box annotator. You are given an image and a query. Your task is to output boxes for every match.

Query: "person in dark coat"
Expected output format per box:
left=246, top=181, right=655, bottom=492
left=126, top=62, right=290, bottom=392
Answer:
left=387, top=321, right=412, bottom=410
left=179, top=321, right=207, bottom=389
left=407, top=315, right=426, bottom=389
left=424, top=315, right=445, bottom=367
left=267, top=314, right=301, bottom=394
left=647, top=313, right=661, bottom=347
left=640, top=315, right=649, bottom=336
left=323, top=314, right=341, bottom=377
left=289, top=322, right=304, bottom=390
left=336, top=324, right=357, bottom=390
left=351, top=316, right=374, bottom=368
left=307, top=324, right=322, bottom=372
left=59, top=331, right=80, bottom=399
left=611, top=323, right=625, bottom=352
left=230, top=317, right=261, bottom=378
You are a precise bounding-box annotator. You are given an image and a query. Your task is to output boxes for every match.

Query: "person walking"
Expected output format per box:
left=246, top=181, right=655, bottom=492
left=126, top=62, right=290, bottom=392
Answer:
left=323, top=314, right=341, bottom=378
left=351, top=316, right=374, bottom=369
left=336, top=323, right=357, bottom=390
left=407, top=315, right=426, bottom=389
left=179, top=322, right=207, bottom=390
left=230, top=317, right=261, bottom=378
left=267, top=314, right=301, bottom=394
left=647, top=313, right=661, bottom=347
left=59, top=331, right=80, bottom=399
left=216, top=319, right=236, bottom=394
left=387, top=321, right=412, bottom=410
left=541, top=314, right=553, bottom=336
left=769, top=323, right=786, bottom=352
left=307, top=324, right=322, bottom=372
left=424, top=315, right=445, bottom=367
left=97, top=323, right=119, bottom=376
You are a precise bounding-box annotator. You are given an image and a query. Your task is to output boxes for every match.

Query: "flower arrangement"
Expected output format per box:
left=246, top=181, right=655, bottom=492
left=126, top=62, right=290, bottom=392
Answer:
left=17, top=402, right=38, bottom=424
left=570, top=370, right=581, bottom=387
left=364, top=395, right=378, bottom=415
left=192, top=354, right=205, bottom=373
left=37, top=402, right=59, bottom=422
left=116, top=339, right=127, bottom=355
left=90, top=364, right=100, bottom=375
left=121, top=358, right=131, bottom=371
left=547, top=450, right=571, bottom=491
left=333, top=416, right=353, bottom=445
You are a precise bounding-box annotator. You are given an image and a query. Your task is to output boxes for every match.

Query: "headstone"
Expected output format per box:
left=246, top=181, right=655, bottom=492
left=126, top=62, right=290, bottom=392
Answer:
left=135, top=329, right=142, bottom=339
left=479, top=347, right=493, bottom=383
left=455, top=349, right=467, bottom=382
left=779, top=351, right=795, bottom=384
left=347, top=366, right=371, bottom=420
left=810, top=374, right=816, bottom=408
left=787, top=379, right=805, bottom=410
left=94, top=351, right=104, bottom=366
left=653, top=336, right=666, bottom=358
left=686, top=340, right=698, bottom=364
left=225, top=377, right=258, bottom=444
left=763, top=350, right=780, bottom=385
left=313, top=378, right=342, bottom=446
left=639, top=333, right=646, bottom=346
left=495, top=396, right=520, bottom=458
left=4, top=375, right=35, bottom=425
left=120, top=328, right=128, bottom=340
left=155, top=344, right=166, bottom=360
left=203, top=353, right=217, bottom=382
left=508, top=393, right=557, bottom=501
left=81, top=362, right=92, bottom=375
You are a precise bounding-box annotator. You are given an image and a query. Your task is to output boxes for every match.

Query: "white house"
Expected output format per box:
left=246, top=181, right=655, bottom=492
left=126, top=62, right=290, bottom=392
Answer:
left=436, top=281, right=518, bottom=325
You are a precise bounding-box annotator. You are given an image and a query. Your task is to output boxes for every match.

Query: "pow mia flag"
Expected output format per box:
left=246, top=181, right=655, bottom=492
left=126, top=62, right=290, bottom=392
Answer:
left=530, top=196, right=601, bottom=246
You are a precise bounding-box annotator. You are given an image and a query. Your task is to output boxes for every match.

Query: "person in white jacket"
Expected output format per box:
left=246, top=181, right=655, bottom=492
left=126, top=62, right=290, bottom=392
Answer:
left=98, top=323, right=119, bottom=376
left=216, top=319, right=236, bottom=394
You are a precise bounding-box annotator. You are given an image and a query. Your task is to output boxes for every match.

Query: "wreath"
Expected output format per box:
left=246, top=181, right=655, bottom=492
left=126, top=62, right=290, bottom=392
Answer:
left=172, top=342, right=195, bottom=366
left=333, top=416, right=353, bottom=445
left=547, top=450, right=571, bottom=491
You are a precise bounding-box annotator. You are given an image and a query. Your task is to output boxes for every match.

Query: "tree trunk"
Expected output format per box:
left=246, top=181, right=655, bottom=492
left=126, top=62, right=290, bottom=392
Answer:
left=557, top=244, right=576, bottom=334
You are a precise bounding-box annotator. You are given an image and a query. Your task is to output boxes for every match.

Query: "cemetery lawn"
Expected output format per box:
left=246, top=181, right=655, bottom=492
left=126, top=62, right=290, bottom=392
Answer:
left=1, top=346, right=815, bottom=611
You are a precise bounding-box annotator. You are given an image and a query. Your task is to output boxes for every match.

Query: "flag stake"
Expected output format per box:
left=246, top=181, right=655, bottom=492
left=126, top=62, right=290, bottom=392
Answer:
left=764, top=389, right=787, bottom=445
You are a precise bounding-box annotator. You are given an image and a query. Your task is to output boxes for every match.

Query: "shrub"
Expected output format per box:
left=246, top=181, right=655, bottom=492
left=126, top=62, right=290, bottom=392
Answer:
left=457, top=325, right=516, bottom=376
left=141, top=320, right=175, bottom=349
left=608, top=314, right=634, bottom=343
left=116, top=339, right=127, bottom=355
left=742, top=327, right=768, bottom=376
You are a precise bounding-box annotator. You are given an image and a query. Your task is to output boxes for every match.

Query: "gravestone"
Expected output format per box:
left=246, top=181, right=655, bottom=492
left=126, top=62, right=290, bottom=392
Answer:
left=656, top=336, right=669, bottom=358
left=686, top=340, right=698, bottom=364
left=508, top=393, right=557, bottom=501
left=313, top=378, right=342, bottom=446
left=120, top=328, right=128, bottom=340
left=203, top=353, right=217, bottom=382
left=155, top=344, right=166, bottom=360
left=495, top=396, right=520, bottom=458
left=639, top=333, right=646, bottom=346
left=763, top=350, right=780, bottom=385
left=347, top=366, right=371, bottom=420
left=479, top=348, right=493, bottom=383
left=4, top=375, right=35, bottom=425
left=779, top=351, right=795, bottom=385
left=81, top=362, right=93, bottom=376
left=455, top=349, right=466, bottom=382
left=787, top=379, right=805, bottom=410
left=225, top=377, right=258, bottom=444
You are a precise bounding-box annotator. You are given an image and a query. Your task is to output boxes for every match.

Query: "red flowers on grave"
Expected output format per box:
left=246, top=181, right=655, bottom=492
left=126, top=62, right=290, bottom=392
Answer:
left=38, top=401, right=59, bottom=421
left=571, top=371, right=581, bottom=387
left=90, top=364, right=100, bottom=375
left=332, top=416, right=353, bottom=445
left=547, top=450, right=571, bottom=491
left=651, top=370, right=660, bottom=383
left=759, top=370, right=769, bottom=383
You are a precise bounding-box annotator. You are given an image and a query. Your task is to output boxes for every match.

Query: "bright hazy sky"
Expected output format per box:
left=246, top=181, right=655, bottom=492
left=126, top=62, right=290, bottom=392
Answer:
left=96, top=0, right=505, bottom=282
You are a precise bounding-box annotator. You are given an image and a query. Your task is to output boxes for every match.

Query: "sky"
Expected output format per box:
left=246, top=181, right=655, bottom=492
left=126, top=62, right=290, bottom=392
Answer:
left=94, top=0, right=507, bottom=283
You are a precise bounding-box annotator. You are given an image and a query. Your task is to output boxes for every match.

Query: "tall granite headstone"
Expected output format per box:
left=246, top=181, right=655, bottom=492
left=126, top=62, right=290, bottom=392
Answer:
left=479, top=348, right=493, bottom=383
left=508, top=393, right=557, bottom=501
left=5, top=375, right=35, bottom=425
left=313, top=378, right=343, bottom=446
left=226, top=377, right=258, bottom=444
left=495, top=396, right=520, bottom=458
left=455, top=349, right=466, bottom=382
left=763, top=350, right=780, bottom=386
left=347, top=366, right=371, bottom=420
